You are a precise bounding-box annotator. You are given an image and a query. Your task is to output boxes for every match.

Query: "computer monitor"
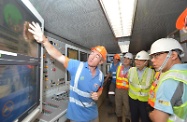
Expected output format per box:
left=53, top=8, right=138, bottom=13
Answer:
left=80, top=51, right=87, bottom=62
left=0, top=0, right=44, bottom=121
left=107, top=56, right=113, bottom=63
left=66, top=47, right=79, bottom=81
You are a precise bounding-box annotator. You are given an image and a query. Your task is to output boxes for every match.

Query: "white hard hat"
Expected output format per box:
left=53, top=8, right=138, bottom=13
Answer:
left=150, top=38, right=184, bottom=57
left=124, top=52, right=133, bottom=59
left=135, top=50, right=150, bottom=60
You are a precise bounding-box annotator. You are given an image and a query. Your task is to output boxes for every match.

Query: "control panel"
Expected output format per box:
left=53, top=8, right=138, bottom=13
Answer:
left=37, top=37, right=69, bottom=122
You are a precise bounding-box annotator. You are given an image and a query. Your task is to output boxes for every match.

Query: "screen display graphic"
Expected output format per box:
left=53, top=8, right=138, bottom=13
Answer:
left=0, top=0, right=43, bottom=121
left=0, top=65, right=39, bottom=122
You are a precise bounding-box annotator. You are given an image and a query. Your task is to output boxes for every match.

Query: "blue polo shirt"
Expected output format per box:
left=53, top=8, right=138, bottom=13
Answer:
left=109, top=62, right=120, bottom=83
left=154, top=64, right=187, bottom=115
left=66, top=59, right=104, bottom=122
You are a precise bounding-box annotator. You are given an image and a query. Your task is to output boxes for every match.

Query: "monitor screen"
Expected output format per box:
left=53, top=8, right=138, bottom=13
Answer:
left=0, top=0, right=43, bottom=58
left=107, top=56, right=113, bottom=63
left=0, top=65, right=40, bottom=122
left=0, top=0, right=44, bottom=121
left=67, top=48, right=79, bottom=81
left=67, top=48, right=79, bottom=60
left=80, top=51, right=87, bottom=62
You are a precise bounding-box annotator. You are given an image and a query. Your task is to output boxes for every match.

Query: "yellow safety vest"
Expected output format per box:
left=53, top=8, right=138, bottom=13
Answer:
left=148, top=69, right=187, bottom=122
left=116, top=65, right=130, bottom=89
left=128, top=67, right=155, bottom=102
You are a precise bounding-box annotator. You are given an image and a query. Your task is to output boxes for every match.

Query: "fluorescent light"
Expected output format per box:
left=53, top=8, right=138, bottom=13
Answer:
left=99, top=0, right=137, bottom=37
left=118, top=41, right=130, bottom=53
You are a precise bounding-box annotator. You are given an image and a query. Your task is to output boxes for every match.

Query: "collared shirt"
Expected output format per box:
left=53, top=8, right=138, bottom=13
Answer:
left=154, top=64, right=187, bottom=115
left=122, top=65, right=131, bottom=75
left=109, top=62, right=121, bottom=83
left=137, top=67, right=146, bottom=81
left=66, top=59, right=104, bottom=121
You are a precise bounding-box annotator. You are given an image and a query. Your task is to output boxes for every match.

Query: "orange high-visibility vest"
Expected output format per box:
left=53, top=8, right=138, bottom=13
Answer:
left=148, top=72, right=161, bottom=107
left=116, top=65, right=130, bottom=89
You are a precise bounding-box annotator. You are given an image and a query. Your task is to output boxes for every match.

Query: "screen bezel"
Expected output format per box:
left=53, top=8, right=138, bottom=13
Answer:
left=0, top=0, right=44, bottom=121
left=20, top=0, right=44, bottom=121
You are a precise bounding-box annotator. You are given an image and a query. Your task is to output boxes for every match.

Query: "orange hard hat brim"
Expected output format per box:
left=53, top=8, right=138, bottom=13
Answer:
left=91, top=46, right=107, bottom=61
left=114, top=54, right=120, bottom=60
left=176, top=8, right=187, bottom=30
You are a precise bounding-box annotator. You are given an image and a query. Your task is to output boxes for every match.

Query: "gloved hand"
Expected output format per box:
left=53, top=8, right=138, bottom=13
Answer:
left=28, top=22, right=44, bottom=43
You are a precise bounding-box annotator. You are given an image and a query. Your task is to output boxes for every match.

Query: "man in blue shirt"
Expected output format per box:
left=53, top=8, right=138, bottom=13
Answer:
left=28, top=22, right=108, bottom=122
left=148, top=38, right=187, bottom=122
left=104, top=54, right=121, bottom=115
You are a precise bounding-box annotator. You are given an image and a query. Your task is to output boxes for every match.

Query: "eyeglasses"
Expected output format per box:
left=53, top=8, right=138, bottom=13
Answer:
left=150, top=52, right=168, bottom=59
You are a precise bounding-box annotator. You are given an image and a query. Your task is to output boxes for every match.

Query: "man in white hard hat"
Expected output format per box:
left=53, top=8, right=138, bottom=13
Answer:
left=105, top=54, right=121, bottom=115
left=148, top=38, right=187, bottom=122
left=128, top=50, right=155, bottom=122
left=115, top=52, right=133, bottom=122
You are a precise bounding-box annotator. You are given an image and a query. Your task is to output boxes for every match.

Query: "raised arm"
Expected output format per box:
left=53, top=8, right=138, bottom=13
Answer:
left=28, top=22, right=67, bottom=66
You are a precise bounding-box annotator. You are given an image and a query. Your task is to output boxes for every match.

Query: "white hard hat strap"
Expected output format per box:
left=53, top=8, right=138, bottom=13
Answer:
left=157, top=51, right=172, bottom=72
left=143, top=61, right=148, bottom=66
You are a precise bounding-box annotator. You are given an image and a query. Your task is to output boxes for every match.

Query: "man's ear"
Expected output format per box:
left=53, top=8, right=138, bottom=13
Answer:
left=99, top=60, right=104, bottom=65
left=171, top=51, right=178, bottom=60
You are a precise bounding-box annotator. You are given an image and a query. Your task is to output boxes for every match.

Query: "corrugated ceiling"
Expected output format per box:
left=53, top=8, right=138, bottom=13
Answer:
left=30, top=0, right=187, bottom=54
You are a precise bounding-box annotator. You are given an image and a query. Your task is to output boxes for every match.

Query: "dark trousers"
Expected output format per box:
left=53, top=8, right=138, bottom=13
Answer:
left=129, top=97, right=151, bottom=122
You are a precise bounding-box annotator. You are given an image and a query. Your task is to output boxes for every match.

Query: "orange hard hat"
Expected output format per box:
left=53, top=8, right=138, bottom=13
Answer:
left=114, top=54, right=120, bottom=60
left=91, top=45, right=107, bottom=61
left=176, top=8, right=187, bottom=30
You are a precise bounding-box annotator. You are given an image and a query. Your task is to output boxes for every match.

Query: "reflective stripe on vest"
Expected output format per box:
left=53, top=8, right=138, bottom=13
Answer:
left=129, top=88, right=148, bottom=96
left=74, top=62, right=84, bottom=88
left=167, top=116, right=186, bottom=122
left=168, top=113, right=186, bottom=122
left=148, top=70, right=187, bottom=122
left=129, top=67, right=154, bottom=101
left=129, top=68, right=153, bottom=89
left=111, top=63, right=120, bottom=80
left=112, top=72, right=116, bottom=79
left=116, top=82, right=129, bottom=88
left=148, top=72, right=161, bottom=107
left=161, top=71, right=187, bottom=84
left=69, top=97, right=95, bottom=107
left=116, top=65, right=129, bottom=89
left=70, top=62, right=102, bottom=107
left=167, top=70, right=187, bottom=122
left=148, top=80, right=158, bottom=107
left=99, top=70, right=102, bottom=82
left=70, top=86, right=91, bottom=98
